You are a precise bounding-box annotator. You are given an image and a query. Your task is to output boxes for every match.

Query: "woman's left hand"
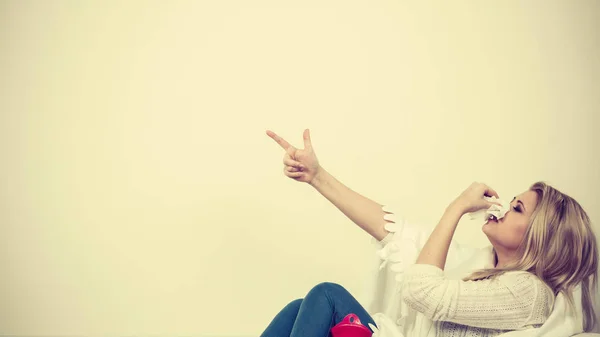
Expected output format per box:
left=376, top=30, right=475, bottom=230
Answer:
left=450, top=182, right=501, bottom=214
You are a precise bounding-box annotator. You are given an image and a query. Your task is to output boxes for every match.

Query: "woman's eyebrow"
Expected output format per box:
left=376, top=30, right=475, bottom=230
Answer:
left=512, top=196, right=527, bottom=212
left=517, top=200, right=526, bottom=212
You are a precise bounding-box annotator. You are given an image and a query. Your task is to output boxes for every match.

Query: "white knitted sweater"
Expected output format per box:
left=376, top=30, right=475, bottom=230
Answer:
left=360, top=203, right=586, bottom=337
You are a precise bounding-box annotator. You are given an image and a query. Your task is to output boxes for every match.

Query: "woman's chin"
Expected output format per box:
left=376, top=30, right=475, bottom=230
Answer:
left=482, top=221, right=495, bottom=235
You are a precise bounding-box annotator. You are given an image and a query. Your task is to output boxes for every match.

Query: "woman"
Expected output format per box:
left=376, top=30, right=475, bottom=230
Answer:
left=261, top=129, right=598, bottom=337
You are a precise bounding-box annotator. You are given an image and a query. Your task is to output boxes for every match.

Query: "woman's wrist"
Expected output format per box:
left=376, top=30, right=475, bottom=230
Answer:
left=447, top=199, right=467, bottom=217
left=308, top=167, right=327, bottom=188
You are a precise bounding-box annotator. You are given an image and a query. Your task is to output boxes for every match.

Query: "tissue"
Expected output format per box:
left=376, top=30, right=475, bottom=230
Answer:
left=468, top=196, right=511, bottom=221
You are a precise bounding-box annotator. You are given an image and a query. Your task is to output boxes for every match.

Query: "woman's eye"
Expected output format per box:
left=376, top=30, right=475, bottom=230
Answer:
left=513, top=206, right=521, bottom=213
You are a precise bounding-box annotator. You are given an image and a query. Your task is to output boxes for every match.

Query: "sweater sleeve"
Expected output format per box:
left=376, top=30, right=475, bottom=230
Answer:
left=400, top=264, right=554, bottom=330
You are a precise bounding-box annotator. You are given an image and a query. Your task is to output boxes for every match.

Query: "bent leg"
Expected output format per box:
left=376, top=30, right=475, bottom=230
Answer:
left=260, top=298, right=303, bottom=337
left=290, top=282, right=376, bottom=337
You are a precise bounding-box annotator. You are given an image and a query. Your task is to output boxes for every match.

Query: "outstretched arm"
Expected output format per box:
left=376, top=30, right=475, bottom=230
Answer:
left=267, top=129, right=391, bottom=242
left=310, top=168, right=390, bottom=242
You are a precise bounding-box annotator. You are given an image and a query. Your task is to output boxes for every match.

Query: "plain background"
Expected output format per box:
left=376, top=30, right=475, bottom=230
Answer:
left=1, top=0, right=599, bottom=336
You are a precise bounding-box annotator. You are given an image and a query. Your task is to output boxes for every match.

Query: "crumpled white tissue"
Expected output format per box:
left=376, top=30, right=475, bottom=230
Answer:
left=468, top=196, right=511, bottom=221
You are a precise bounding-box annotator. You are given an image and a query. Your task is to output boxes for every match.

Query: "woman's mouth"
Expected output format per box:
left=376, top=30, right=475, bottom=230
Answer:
left=487, top=215, right=499, bottom=223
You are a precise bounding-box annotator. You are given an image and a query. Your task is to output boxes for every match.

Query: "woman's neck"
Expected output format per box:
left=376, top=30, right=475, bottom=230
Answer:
left=493, top=246, right=517, bottom=269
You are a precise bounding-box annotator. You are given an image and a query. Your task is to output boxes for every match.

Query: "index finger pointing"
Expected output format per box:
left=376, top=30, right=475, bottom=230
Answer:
left=266, top=130, right=292, bottom=150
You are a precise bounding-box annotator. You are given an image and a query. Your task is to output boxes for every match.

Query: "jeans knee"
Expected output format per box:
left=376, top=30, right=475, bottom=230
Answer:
left=279, top=298, right=303, bottom=315
left=311, top=281, right=344, bottom=294
left=288, top=298, right=303, bottom=309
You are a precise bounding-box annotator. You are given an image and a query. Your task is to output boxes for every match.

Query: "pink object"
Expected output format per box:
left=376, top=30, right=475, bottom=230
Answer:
left=330, top=313, right=373, bottom=337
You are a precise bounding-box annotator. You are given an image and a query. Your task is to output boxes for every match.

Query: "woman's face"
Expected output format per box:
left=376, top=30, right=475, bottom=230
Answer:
left=482, top=190, right=539, bottom=251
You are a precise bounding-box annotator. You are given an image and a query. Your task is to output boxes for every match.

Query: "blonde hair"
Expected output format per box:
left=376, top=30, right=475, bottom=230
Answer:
left=464, top=181, right=598, bottom=332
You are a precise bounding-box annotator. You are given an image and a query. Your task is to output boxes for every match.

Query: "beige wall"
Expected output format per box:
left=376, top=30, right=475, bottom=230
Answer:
left=1, top=1, right=599, bottom=336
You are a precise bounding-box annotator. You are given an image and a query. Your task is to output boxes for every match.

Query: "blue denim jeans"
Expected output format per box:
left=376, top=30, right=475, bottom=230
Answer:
left=260, top=282, right=378, bottom=337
